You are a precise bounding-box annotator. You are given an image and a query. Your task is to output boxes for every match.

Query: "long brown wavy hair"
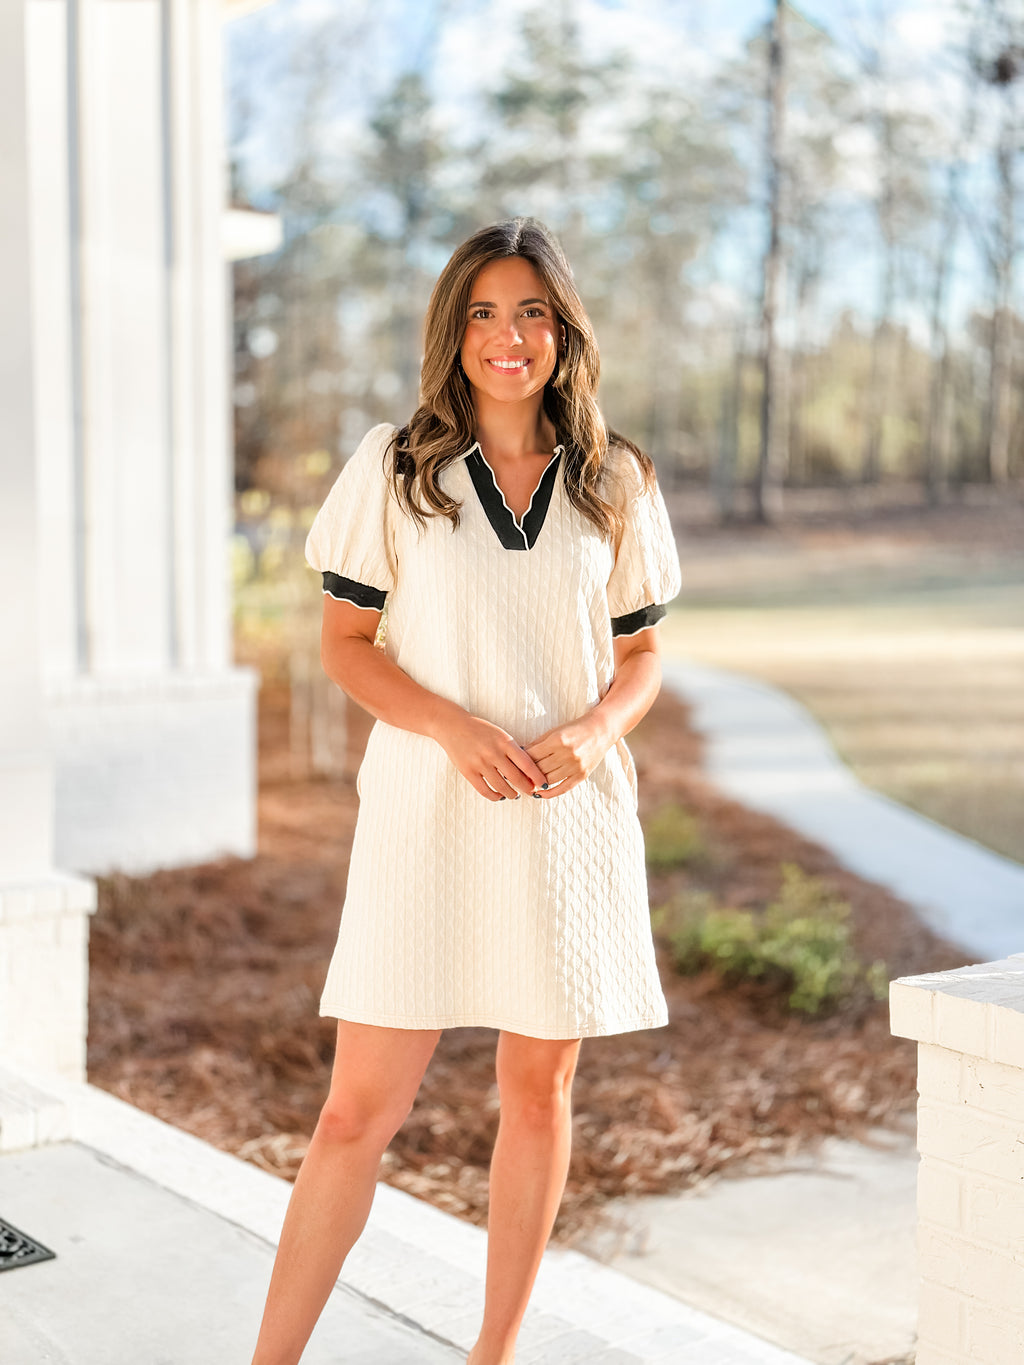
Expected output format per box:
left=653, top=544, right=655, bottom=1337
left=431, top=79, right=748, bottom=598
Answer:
left=388, top=217, right=655, bottom=537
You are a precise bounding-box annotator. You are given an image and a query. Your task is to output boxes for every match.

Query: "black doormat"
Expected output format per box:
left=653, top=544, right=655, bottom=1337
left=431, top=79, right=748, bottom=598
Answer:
left=0, top=1217, right=56, bottom=1272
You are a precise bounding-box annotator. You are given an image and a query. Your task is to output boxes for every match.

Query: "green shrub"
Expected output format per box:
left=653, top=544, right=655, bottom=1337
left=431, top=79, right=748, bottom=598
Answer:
left=651, top=889, right=719, bottom=968
left=654, top=863, right=891, bottom=1015
left=643, top=803, right=707, bottom=870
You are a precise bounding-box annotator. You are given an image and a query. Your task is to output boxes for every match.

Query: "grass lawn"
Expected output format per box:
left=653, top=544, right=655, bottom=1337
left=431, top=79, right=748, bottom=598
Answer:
left=662, top=495, right=1024, bottom=866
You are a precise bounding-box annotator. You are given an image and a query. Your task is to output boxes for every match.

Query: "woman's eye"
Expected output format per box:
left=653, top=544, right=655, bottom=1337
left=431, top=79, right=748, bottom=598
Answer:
left=470, top=308, right=491, bottom=320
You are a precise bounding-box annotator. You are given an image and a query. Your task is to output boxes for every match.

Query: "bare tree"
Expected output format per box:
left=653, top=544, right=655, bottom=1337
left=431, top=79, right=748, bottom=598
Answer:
left=987, top=54, right=1021, bottom=482
left=755, top=0, right=788, bottom=523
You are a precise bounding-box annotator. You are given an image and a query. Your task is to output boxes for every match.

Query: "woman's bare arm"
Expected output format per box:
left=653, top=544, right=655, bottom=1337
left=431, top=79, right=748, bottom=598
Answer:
left=320, top=594, right=547, bottom=801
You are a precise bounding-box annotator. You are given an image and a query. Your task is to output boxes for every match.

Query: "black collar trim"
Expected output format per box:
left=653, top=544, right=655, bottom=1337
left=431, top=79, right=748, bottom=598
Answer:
left=464, top=443, right=563, bottom=551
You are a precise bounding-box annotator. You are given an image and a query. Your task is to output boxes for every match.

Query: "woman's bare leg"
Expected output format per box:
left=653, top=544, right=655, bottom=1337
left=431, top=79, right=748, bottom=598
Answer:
left=468, top=1031, right=582, bottom=1365
left=250, top=1020, right=441, bottom=1365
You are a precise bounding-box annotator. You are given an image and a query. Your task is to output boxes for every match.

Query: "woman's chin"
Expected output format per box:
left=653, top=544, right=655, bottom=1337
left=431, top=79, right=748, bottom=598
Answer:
left=471, top=376, right=550, bottom=406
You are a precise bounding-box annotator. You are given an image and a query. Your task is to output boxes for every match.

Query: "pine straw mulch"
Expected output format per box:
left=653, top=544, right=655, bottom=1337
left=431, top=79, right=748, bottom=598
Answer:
left=86, top=679, right=966, bottom=1244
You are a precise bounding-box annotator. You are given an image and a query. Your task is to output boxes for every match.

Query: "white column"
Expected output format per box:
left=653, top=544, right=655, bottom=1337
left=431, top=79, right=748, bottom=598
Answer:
left=891, top=956, right=1024, bottom=1365
left=0, top=0, right=96, bottom=1083
left=1, top=0, right=54, bottom=874
left=76, top=0, right=174, bottom=675
left=168, top=0, right=233, bottom=674
left=26, top=0, right=256, bottom=875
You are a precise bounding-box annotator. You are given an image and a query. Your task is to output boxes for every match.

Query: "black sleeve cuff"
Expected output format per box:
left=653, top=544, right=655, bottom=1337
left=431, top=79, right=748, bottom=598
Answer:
left=322, top=571, right=387, bottom=610
left=610, top=602, right=667, bottom=637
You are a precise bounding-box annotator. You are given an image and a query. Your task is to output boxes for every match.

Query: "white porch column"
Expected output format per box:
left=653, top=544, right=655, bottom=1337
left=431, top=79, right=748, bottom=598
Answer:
left=27, top=0, right=257, bottom=875
left=0, top=0, right=96, bottom=1082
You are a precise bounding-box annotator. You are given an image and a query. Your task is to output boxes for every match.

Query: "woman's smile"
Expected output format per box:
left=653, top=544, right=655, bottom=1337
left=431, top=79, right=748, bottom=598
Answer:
left=487, top=356, right=531, bottom=372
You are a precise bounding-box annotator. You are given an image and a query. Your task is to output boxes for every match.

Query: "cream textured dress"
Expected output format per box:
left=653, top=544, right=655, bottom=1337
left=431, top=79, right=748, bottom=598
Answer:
left=305, top=421, right=682, bottom=1039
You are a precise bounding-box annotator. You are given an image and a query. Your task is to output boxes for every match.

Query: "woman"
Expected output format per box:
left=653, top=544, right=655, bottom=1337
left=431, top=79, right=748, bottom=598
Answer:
left=251, top=217, right=681, bottom=1365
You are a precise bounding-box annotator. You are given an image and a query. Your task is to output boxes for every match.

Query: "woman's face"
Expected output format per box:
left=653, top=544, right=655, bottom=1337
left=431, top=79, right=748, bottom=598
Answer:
left=460, top=256, right=560, bottom=407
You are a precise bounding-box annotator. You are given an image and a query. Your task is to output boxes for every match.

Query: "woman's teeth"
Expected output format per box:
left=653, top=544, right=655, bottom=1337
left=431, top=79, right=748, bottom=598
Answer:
left=489, top=359, right=528, bottom=370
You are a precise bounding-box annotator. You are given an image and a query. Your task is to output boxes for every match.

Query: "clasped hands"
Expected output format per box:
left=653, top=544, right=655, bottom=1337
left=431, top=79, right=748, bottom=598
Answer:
left=435, top=706, right=614, bottom=803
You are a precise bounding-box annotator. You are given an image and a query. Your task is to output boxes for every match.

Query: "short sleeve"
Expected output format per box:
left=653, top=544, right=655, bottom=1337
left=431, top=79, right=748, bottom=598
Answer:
left=304, top=423, right=398, bottom=610
left=604, top=444, right=681, bottom=636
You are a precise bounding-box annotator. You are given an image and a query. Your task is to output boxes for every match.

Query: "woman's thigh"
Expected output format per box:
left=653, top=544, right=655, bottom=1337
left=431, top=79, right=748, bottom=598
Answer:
left=317, top=1020, right=442, bottom=1143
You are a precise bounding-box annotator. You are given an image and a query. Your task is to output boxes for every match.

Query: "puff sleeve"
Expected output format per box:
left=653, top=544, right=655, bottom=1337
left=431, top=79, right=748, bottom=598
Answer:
left=604, top=444, right=682, bottom=636
left=304, top=423, right=399, bottom=609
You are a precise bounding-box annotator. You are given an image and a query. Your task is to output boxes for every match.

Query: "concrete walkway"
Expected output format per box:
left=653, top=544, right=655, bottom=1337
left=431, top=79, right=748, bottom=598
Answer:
left=0, top=1061, right=815, bottom=1365
left=572, top=656, right=1024, bottom=1365
left=578, top=1123, right=919, bottom=1365
left=663, top=656, right=1024, bottom=962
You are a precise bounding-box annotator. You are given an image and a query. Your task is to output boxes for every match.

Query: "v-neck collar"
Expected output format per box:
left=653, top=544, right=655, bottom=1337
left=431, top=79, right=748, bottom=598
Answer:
left=463, top=442, right=563, bottom=551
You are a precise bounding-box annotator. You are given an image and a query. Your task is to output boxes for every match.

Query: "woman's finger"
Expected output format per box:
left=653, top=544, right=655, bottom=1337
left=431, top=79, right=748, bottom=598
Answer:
left=492, top=761, right=534, bottom=798
left=533, top=772, right=583, bottom=798
left=534, top=753, right=581, bottom=782
left=466, top=770, right=504, bottom=801
left=506, top=745, right=547, bottom=789
left=524, top=739, right=559, bottom=769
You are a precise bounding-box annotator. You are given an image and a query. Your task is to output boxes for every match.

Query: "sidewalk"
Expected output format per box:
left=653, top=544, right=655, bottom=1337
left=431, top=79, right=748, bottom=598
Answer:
left=0, top=1061, right=815, bottom=1365
left=663, top=656, right=1024, bottom=961
left=578, top=1122, right=919, bottom=1365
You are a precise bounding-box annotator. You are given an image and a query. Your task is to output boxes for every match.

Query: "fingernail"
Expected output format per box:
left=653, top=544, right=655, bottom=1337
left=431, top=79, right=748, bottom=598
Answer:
left=532, top=792, right=542, bottom=799
left=499, top=795, right=506, bottom=801
left=542, top=783, right=549, bottom=789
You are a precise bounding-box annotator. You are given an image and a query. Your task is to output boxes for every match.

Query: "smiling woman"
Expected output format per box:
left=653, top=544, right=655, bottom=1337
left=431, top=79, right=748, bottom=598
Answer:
left=250, top=217, right=681, bottom=1365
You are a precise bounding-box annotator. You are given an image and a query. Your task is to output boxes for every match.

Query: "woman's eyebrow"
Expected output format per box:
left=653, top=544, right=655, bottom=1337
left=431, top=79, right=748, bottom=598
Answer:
left=467, top=297, right=550, bottom=308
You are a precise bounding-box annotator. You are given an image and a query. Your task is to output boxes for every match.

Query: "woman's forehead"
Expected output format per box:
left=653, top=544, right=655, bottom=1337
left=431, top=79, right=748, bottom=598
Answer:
left=469, top=256, right=548, bottom=299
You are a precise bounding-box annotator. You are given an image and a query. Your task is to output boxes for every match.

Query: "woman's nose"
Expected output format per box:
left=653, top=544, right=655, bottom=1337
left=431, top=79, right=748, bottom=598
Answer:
left=493, top=314, right=523, bottom=345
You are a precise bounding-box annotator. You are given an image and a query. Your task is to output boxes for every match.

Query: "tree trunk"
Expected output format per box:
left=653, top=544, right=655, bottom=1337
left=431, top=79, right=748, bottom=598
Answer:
left=862, top=266, right=895, bottom=486
left=988, top=49, right=1021, bottom=485
left=862, top=106, right=896, bottom=486
left=987, top=88, right=1017, bottom=483
left=755, top=0, right=788, bottom=524
left=714, top=323, right=746, bottom=522
left=925, top=160, right=960, bottom=503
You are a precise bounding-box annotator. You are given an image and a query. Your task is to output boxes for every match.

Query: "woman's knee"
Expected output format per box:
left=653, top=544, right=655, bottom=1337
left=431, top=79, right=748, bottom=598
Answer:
left=314, top=1022, right=439, bottom=1150
left=314, top=1087, right=408, bottom=1149
left=497, top=1038, right=580, bottom=1132
left=507, top=1086, right=572, bottom=1133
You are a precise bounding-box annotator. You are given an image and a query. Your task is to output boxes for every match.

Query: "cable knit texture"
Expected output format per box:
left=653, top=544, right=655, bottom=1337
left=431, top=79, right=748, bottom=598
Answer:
left=305, top=422, right=682, bottom=1038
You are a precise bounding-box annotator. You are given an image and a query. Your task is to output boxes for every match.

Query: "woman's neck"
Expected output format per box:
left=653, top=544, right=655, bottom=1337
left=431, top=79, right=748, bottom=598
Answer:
left=471, top=391, right=558, bottom=462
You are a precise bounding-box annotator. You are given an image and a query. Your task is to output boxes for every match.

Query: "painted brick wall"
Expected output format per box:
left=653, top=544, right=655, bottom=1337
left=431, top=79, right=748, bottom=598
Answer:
left=0, top=874, right=97, bottom=1082
left=890, top=954, right=1024, bottom=1365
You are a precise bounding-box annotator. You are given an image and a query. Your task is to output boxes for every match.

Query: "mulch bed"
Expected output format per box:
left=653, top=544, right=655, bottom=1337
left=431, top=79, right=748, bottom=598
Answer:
left=87, top=676, right=965, bottom=1243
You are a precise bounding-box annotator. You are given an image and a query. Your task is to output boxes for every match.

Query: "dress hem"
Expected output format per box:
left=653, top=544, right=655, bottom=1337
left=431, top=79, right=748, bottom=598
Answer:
left=317, top=1002, right=669, bottom=1040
